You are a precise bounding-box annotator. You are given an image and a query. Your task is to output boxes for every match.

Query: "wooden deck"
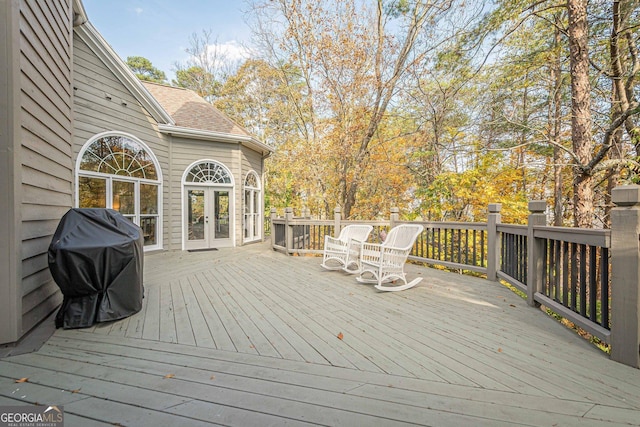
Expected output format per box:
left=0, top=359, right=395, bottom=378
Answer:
left=1, top=242, right=640, bottom=426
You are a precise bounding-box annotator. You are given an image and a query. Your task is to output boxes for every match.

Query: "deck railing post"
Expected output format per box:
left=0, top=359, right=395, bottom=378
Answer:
left=334, top=206, right=342, bottom=238
left=487, top=203, right=502, bottom=281
left=270, top=207, right=277, bottom=249
left=390, top=207, right=399, bottom=229
left=285, top=207, right=294, bottom=255
left=527, top=201, right=547, bottom=307
left=611, top=185, right=640, bottom=368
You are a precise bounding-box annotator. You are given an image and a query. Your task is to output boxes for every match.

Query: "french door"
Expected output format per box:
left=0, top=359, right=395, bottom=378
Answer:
left=184, top=186, right=232, bottom=250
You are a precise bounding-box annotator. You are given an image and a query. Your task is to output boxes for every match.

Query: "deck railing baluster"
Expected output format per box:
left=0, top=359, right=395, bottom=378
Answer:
left=601, top=247, right=609, bottom=329
left=580, top=244, right=587, bottom=317
left=589, top=245, right=597, bottom=322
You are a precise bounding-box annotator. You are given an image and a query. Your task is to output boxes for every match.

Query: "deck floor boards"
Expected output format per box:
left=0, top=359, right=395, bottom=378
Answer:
left=2, top=241, right=640, bottom=426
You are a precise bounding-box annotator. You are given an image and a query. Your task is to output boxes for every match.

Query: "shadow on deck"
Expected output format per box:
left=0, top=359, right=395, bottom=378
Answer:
left=1, top=242, right=639, bottom=426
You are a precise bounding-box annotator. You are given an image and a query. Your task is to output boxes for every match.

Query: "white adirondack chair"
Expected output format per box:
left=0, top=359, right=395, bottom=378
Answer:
left=356, top=224, right=424, bottom=291
left=321, top=225, right=373, bottom=273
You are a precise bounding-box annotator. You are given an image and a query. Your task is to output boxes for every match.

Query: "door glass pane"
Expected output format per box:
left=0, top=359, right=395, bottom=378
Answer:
left=113, top=180, right=135, bottom=214
left=253, top=192, right=260, bottom=238
left=140, top=184, right=158, bottom=214
left=140, top=216, right=157, bottom=245
left=78, top=176, right=107, bottom=208
left=244, top=190, right=251, bottom=239
left=188, top=189, right=205, bottom=241
left=215, top=191, right=230, bottom=239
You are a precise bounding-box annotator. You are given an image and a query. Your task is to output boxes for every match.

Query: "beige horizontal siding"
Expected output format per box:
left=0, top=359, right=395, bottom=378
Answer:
left=18, top=0, right=73, bottom=337
left=73, top=33, right=170, bottom=249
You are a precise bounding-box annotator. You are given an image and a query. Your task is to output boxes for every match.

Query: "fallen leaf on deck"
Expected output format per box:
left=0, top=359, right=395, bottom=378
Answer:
left=163, top=374, right=175, bottom=379
left=15, top=378, right=28, bottom=383
left=210, top=375, right=216, bottom=380
left=510, top=304, right=516, bottom=307
left=71, top=388, right=81, bottom=393
left=337, top=332, right=344, bottom=340
left=497, top=348, right=503, bottom=353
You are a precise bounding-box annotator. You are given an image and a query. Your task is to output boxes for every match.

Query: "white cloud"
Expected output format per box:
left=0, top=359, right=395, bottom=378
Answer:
left=134, top=7, right=143, bottom=15
left=209, top=40, right=254, bottom=62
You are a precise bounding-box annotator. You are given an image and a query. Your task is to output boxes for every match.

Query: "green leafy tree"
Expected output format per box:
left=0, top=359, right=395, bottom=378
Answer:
left=126, top=56, right=167, bottom=83
left=173, top=66, right=218, bottom=100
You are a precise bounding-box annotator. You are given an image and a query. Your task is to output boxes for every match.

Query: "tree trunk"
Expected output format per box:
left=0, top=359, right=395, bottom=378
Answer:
left=567, top=0, right=594, bottom=228
left=604, top=0, right=631, bottom=225
left=551, top=14, right=564, bottom=226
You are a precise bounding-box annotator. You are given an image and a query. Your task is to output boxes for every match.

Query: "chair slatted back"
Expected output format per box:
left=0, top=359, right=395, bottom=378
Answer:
left=338, top=225, right=373, bottom=243
left=383, top=224, right=424, bottom=250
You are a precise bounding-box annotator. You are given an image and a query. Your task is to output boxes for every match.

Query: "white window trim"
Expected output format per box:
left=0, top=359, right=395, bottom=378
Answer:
left=243, top=170, right=262, bottom=243
left=75, top=131, right=164, bottom=251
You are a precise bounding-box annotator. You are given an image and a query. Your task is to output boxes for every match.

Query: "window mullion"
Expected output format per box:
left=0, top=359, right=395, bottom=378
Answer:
left=135, top=181, right=140, bottom=225
left=107, top=176, right=113, bottom=210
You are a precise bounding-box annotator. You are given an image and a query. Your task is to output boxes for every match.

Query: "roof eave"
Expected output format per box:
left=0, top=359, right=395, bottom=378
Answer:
left=158, top=124, right=273, bottom=157
left=72, top=0, right=88, bottom=26
left=73, top=22, right=175, bottom=126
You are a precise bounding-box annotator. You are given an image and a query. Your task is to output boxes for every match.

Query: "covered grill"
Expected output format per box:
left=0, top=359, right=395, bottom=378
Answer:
left=48, top=208, right=144, bottom=329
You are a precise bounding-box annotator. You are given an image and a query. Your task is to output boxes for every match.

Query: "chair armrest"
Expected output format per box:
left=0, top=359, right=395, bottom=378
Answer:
left=360, top=241, right=382, bottom=252
left=324, top=235, right=348, bottom=252
left=346, top=237, right=365, bottom=253
left=380, top=245, right=412, bottom=265
left=359, top=242, right=411, bottom=265
left=359, top=241, right=384, bottom=264
left=325, top=235, right=346, bottom=245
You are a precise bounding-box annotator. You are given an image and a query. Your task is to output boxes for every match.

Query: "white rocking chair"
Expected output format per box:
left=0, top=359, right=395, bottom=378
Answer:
left=321, top=224, right=373, bottom=273
left=356, top=224, right=424, bottom=291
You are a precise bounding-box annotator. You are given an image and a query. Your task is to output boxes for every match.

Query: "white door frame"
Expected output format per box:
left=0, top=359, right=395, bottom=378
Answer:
left=181, top=160, right=235, bottom=251
left=184, top=186, right=233, bottom=250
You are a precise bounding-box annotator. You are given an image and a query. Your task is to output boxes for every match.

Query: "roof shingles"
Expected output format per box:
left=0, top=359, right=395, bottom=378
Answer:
left=142, top=81, right=250, bottom=137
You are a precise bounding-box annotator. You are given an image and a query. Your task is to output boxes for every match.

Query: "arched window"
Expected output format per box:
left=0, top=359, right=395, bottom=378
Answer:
left=185, top=161, right=232, bottom=184
left=244, top=171, right=261, bottom=242
left=76, top=132, right=162, bottom=249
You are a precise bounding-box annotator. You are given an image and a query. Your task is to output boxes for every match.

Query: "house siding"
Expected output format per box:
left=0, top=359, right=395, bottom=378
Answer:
left=169, top=137, right=241, bottom=248
left=1, top=0, right=20, bottom=344
left=241, top=146, right=264, bottom=178
left=72, top=33, right=171, bottom=249
left=17, top=0, right=74, bottom=338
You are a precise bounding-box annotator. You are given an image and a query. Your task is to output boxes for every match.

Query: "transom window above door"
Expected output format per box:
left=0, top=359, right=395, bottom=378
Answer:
left=77, top=133, right=162, bottom=250
left=185, top=161, right=232, bottom=184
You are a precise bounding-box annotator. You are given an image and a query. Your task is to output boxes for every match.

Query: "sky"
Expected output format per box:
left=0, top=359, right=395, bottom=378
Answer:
left=82, top=0, right=254, bottom=81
